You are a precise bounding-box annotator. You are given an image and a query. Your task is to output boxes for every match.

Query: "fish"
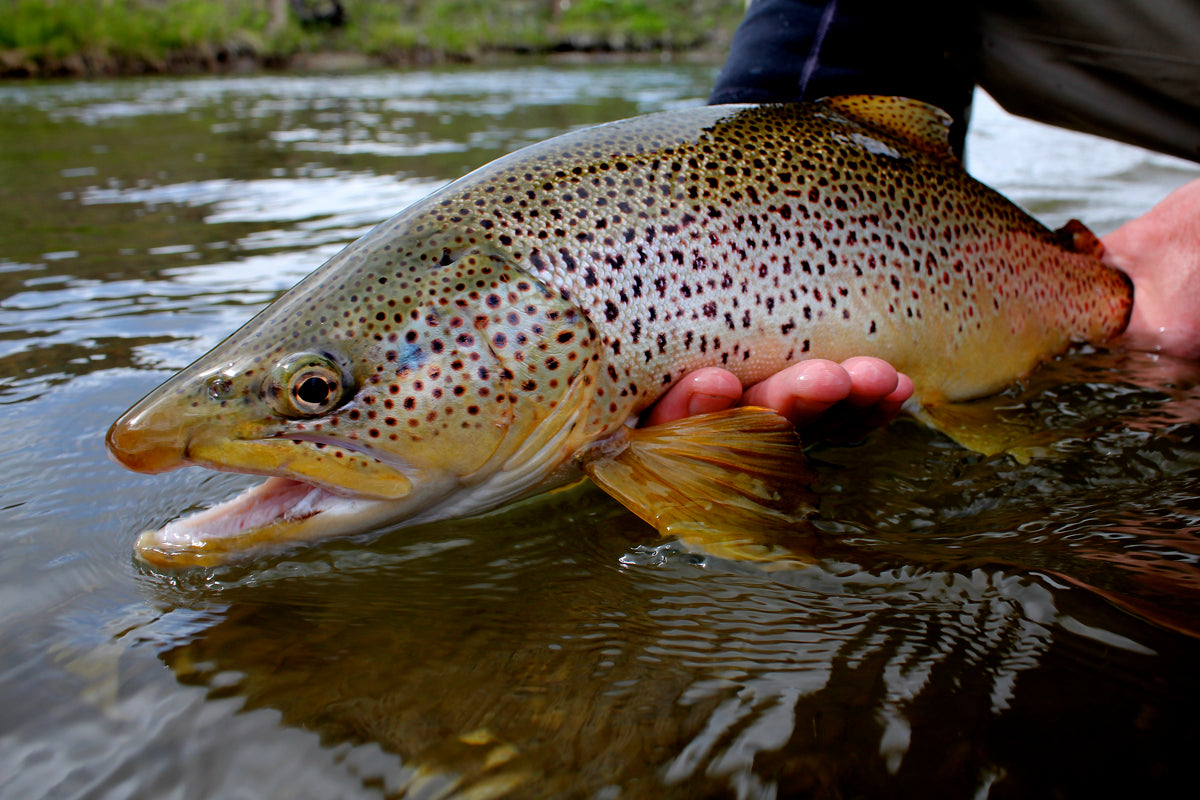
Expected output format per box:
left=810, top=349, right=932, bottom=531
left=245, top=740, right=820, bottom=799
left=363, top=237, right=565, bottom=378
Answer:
left=106, top=96, right=1133, bottom=568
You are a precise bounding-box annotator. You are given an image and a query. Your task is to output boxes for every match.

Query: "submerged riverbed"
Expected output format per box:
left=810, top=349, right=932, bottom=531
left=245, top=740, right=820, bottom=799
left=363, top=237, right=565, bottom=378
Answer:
left=1, top=64, right=1199, bottom=799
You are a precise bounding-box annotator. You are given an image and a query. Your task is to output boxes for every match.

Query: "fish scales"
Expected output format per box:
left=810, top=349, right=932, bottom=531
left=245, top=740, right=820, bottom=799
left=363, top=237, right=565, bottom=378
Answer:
left=107, top=98, right=1133, bottom=566
left=320, top=101, right=1126, bottom=421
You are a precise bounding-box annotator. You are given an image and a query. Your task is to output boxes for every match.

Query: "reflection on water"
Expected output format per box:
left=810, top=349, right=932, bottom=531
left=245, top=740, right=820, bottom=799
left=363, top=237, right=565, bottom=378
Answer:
left=1, top=64, right=1199, bottom=799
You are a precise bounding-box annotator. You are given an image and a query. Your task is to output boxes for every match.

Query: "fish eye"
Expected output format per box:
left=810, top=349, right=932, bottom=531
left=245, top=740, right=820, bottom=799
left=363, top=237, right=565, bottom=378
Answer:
left=269, top=352, right=349, bottom=417
left=291, top=367, right=340, bottom=414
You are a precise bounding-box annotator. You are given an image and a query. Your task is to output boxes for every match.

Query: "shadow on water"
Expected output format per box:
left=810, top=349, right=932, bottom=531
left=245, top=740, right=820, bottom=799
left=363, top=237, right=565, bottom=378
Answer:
left=129, top=349, right=1200, bottom=799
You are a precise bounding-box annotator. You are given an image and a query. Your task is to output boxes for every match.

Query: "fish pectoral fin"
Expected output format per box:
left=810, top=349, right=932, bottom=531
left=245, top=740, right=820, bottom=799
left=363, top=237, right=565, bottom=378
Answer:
left=916, top=399, right=1057, bottom=464
left=581, top=406, right=820, bottom=566
left=818, top=95, right=955, bottom=159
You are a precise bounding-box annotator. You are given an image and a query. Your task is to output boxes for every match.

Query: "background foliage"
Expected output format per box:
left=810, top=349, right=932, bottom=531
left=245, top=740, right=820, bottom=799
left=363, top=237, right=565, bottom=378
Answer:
left=0, top=0, right=746, bottom=76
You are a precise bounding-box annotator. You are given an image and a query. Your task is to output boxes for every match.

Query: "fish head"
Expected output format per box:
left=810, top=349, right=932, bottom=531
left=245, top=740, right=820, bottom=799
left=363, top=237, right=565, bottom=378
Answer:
left=107, top=237, right=605, bottom=566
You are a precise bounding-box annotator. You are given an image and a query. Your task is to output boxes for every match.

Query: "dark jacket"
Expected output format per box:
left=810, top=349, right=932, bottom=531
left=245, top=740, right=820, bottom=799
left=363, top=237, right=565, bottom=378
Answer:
left=710, top=0, right=1200, bottom=163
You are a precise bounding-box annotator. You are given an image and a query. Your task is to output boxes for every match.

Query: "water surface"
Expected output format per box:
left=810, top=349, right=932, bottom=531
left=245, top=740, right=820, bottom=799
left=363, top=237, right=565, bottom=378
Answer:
left=1, top=64, right=1199, bottom=799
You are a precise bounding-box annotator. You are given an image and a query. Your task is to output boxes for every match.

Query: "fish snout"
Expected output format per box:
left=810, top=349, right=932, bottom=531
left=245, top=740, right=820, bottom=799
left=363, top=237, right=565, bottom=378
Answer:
left=105, top=406, right=189, bottom=474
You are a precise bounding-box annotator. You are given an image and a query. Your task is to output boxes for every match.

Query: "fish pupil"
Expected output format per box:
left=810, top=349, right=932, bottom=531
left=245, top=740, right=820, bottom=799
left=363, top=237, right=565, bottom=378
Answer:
left=296, top=375, right=334, bottom=407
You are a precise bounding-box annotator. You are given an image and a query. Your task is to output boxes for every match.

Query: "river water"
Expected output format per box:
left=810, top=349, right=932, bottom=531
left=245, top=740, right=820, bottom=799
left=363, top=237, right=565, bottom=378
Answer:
left=1, top=63, right=1198, bottom=799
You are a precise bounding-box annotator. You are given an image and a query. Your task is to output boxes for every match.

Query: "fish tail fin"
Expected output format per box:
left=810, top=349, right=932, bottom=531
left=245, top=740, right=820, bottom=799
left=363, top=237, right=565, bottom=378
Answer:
left=1053, top=219, right=1135, bottom=337
left=1054, top=219, right=1105, bottom=259
left=581, top=407, right=820, bottom=567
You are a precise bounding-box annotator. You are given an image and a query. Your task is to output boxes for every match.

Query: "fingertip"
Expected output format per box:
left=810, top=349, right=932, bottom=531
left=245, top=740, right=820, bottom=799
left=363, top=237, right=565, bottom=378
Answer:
left=689, top=366, right=745, bottom=396
left=642, top=368, right=741, bottom=427
left=684, top=368, right=743, bottom=416
left=741, top=359, right=852, bottom=426
left=841, top=357, right=900, bottom=405
left=789, top=359, right=854, bottom=403
left=875, top=372, right=915, bottom=420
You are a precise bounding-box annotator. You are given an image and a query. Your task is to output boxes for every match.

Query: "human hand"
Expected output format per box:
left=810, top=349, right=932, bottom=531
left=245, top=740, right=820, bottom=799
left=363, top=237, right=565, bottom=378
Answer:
left=1103, top=177, right=1200, bottom=360
left=641, top=357, right=914, bottom=441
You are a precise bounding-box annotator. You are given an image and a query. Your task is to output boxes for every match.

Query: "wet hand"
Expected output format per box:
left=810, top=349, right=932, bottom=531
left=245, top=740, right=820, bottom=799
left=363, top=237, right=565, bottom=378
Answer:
left=642, top=357, right=914, bottom=441
left=1104, top=177, right=1200, bottom=360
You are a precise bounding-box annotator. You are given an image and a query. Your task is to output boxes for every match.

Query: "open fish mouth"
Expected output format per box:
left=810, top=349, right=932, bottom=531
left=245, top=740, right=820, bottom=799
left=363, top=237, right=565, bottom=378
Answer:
left=134, top=477, right=394, bottom=569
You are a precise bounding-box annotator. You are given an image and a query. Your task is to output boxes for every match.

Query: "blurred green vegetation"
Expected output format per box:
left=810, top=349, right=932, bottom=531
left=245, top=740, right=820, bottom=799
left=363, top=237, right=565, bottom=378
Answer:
left=0, top=0, right=746, bottom=77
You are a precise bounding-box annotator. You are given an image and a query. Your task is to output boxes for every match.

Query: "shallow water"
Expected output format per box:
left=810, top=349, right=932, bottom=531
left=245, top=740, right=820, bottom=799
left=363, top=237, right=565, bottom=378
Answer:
left=1, top=63, right=1199, bottom=799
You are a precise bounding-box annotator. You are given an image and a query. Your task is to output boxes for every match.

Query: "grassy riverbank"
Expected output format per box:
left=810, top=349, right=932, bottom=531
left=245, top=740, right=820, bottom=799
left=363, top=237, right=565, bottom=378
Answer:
left=1, top=0, right=745, bottom=78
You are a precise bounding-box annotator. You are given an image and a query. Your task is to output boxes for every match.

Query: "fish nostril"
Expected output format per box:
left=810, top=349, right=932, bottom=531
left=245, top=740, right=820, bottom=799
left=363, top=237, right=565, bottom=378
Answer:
left=207, top=375, right=233, bottom=399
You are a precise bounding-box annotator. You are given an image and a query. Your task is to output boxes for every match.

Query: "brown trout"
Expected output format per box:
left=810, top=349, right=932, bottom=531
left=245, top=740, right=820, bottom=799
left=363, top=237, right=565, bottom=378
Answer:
left=107, top=97, right=1132, bottom=567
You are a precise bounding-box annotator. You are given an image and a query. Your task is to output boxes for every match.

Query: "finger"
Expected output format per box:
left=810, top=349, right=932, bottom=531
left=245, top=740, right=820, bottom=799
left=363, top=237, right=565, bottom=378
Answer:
left=808, top=364, right=914, bottom=442
left=878, top=372, right=914, bottom=419
left=840, top=356, right=902, bottom=407
left=739, top=359, right=853, bottom=427
left=640, top=367, right=742, bottom=427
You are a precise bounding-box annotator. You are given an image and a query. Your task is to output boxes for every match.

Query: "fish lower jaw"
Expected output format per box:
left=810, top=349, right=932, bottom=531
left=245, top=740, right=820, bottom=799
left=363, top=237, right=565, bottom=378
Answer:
left=134, top=433, right=584, bottom=568
left=141, top=477, right=345, bottom=548
left=135, top=474, right=459, bottom=569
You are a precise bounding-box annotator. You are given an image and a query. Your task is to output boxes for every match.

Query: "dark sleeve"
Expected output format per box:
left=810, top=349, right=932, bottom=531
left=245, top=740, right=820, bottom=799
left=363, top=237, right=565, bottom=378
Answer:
left=975, top=0, right=1200, bottom=164
left=711, top=0, right=1200, bottom=164
left=709, top=0, right=977, bottom=154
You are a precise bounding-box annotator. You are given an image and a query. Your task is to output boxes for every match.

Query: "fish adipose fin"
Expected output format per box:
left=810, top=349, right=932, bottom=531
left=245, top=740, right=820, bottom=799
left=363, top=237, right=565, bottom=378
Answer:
left=581, top=407, right=820, bottom=566
left=817, top=95, right=955, bottom=159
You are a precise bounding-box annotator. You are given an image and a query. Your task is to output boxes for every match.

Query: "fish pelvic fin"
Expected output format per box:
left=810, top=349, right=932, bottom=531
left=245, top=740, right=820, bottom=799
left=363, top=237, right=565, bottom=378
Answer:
left=580, top=407, right=820, bottom=567
left=818, top=95, right=955, bottom=159
left=915, top=399, right=1061, bottom=464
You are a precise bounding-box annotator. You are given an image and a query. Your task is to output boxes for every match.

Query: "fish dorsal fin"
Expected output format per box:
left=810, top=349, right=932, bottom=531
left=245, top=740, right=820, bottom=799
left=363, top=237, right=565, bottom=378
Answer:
left=818, top=95, right=955, bottom=159
left=580, top=407, right=820, bottom=566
